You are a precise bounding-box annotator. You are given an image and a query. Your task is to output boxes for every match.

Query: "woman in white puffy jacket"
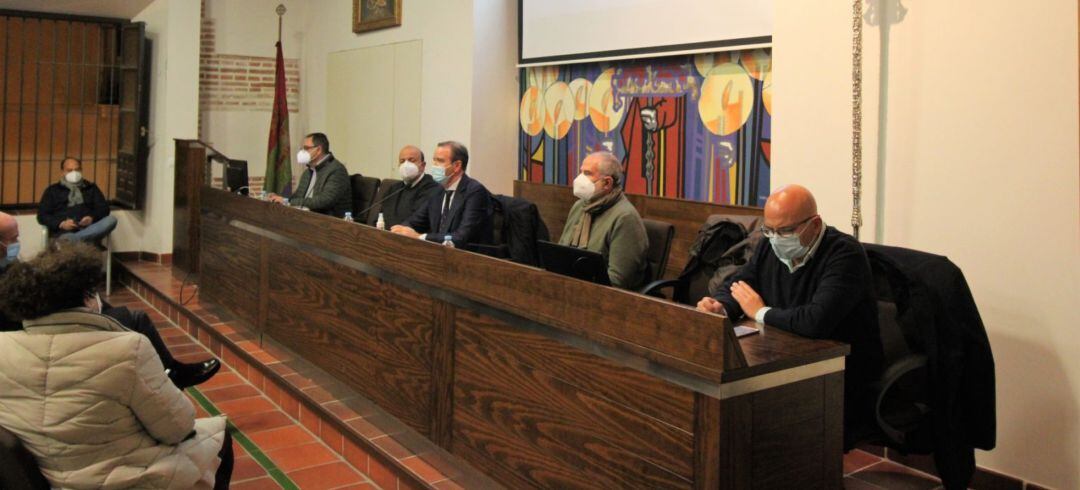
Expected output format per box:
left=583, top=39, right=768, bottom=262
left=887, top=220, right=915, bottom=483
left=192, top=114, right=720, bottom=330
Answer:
left=0, top=243, right=232, bottom=489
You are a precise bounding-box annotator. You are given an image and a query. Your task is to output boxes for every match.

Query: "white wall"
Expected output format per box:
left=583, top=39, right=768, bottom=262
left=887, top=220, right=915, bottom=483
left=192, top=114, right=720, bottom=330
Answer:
left=468, top=0, right=519, bottom=195
left=200, top=0, right=307, bottom=181
left=773, top=1, right=1079, bottom=488
left=301, top=0, right=476, bottom=180
left=106, top=0, right=201, bottom=255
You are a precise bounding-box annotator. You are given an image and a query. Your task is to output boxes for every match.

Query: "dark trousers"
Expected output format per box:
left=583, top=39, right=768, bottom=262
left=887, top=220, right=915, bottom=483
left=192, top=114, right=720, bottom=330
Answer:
left=102, top=305, right=177, bottom=369
left=213, top=431, right=234, bottom=490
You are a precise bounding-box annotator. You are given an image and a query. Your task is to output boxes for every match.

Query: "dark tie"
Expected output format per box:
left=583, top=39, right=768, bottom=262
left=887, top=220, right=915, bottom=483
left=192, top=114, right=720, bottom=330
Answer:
left=439, top=190, right=454, bottom=232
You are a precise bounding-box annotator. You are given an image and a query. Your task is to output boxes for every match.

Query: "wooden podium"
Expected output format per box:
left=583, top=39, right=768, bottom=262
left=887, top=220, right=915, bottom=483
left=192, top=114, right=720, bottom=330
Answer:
left=173, top=139, right=231, bottom=273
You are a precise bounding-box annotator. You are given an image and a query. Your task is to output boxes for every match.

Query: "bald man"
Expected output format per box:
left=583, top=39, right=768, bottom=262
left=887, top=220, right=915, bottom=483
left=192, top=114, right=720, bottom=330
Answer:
left=0, top=212, right=19, bottom=330
left=372, top=145, right=441, bottom=228
left=697, top=185, right=883, bottom=443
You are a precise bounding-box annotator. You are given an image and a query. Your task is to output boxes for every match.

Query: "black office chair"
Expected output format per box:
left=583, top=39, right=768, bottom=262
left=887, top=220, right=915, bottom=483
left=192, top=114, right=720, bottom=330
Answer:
left=0, top=426, right=49, bottom=490
left=860, top=244, right=996, bottom=490
left=639, top=214, right=760, bottom=302
left=640, top=219, right=674, bottom=288
left=467, top=195, right=549, bottom=265
left=364, top=178, right=401, bottom=226
left=349, top=174, right=381, bottom=223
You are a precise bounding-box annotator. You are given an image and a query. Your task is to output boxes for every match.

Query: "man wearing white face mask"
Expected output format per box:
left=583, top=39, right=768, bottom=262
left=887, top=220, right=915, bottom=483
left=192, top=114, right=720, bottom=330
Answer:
left=373, top=145, right=441, bottom=228
left=696, top=184, right=883, bottom=445
left=392, top=140, right=494, bottom=247
left=268, top=132, right=352, bottom=217
left=558, top=151, right=648, bottom=290
left=37, top=157, right=117, bottom=244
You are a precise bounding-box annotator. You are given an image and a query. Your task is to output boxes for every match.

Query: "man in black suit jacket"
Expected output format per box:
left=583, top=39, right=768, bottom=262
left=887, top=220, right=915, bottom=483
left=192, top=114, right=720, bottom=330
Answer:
left=391, top=141, right=493, bottom=247
left=376, top=145, right=441, bottom=228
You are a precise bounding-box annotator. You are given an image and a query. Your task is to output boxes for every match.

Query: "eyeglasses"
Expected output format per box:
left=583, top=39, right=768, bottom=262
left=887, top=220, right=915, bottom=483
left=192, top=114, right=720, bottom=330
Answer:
left=760, top=215, right=816, bottom=239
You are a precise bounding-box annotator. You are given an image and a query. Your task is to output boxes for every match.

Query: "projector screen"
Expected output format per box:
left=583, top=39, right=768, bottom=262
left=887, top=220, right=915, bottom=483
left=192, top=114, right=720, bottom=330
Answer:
left=519, top=0, right=772, bottom=66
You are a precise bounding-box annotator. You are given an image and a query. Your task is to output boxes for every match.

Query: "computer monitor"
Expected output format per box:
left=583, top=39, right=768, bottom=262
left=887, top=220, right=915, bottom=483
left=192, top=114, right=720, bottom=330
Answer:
left=536, top=240, right=610, bottom=286
left=224, top=159, right=249, bottom=195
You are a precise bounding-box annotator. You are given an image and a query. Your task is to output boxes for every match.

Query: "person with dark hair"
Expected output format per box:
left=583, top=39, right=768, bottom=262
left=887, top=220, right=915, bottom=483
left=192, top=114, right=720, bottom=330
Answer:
left=268, top=132, right=352, bottom=217
left=37, top=157, right=118, bottom=244
left=391, top=140, right=494, bottom=247
left=377, top=145, right=441, bottom=228
left=0, top=243, right=233, bottom=489
left=0, top=212, right=220, bottom=386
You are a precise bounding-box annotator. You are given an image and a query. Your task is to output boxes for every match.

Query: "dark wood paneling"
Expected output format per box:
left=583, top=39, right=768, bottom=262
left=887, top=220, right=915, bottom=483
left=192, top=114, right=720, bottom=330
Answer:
left=197, top=188, right=849, bottom=489
left=453, top=310, right=694, bottom=489
left=429, top=301, right=457, bottom=447
left=173, top=140, right=206, bottom=272
left=202, top=188, right=729, bottom=381
left=199, top=212, right=259, bottom=326
left=515, top=180, right=763, bottom=278
left=264, top=240, right=435, bottom=435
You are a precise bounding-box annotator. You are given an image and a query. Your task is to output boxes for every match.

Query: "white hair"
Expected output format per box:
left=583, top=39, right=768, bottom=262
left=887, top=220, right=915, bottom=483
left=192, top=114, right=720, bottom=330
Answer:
left=589, top=151, right=623, bottom=188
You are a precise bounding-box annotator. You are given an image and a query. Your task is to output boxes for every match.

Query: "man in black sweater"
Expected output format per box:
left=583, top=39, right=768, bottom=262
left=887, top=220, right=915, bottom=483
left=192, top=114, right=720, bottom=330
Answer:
left=697, top=185, right=883, bottom=442
left=37, top=157, right=117, bottom=243
left=376, top=145, right=441, bottom=228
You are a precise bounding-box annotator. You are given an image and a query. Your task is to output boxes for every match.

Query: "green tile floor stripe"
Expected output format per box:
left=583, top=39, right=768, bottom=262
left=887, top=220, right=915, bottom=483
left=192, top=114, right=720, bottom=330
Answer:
left=187, top=386, right=300, bottom=490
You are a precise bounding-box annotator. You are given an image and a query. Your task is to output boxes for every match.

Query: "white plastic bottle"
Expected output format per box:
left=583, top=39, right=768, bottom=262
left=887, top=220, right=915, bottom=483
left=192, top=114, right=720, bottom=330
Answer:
left=376, top=212, right=386, bottom=230
left=343, top=212, right=354, bottom=222
left=442, top=235, right=454, bottom=248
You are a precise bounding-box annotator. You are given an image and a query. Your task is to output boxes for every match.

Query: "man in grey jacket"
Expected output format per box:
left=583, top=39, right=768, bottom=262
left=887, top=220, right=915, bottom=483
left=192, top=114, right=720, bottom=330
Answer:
left=269, top=132, right=352, bottom=218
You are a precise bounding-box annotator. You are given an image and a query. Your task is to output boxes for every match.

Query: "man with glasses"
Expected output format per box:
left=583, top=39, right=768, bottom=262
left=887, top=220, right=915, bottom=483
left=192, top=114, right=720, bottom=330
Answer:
left=696, top=184, right=883, bottom=446
left=268, top=132, right=352, bottom=218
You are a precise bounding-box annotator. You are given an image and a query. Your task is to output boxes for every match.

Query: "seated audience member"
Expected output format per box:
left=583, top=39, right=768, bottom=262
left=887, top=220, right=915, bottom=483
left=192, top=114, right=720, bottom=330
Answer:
left=696, top=184, right=884, bottom=441
left=391, top=140, right=494, bottom=247
left=558, top=151, right=648, bottom=290
left=378, top=145, right=441, bottom=228
left=0, top=212, right=219, bottom=386
left=37, top=157, right=118, bottom=244
left=0, top=211, right=20, bottom=330
left=269, top=132, right=352, bottom=217
left=0, top=243, right=233, bottom=489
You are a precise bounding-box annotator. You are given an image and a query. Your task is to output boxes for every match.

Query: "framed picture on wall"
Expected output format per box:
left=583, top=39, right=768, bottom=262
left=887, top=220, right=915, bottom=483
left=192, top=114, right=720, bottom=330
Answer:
left=353, top=0, right=402, bottom=34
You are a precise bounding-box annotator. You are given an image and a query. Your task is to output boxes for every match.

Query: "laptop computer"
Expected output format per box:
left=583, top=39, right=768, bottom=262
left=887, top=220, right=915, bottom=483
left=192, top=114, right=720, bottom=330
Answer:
left=536, top=240, right=610, bottom=286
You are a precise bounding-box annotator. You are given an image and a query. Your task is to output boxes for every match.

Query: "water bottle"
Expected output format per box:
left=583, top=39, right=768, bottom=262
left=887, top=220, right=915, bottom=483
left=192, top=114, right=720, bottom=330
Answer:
left=259, top=190, right=268, bottom=200
left=375, top=213, right=386, bottom=230
left=343, top=212, right=354, bottom=222
left=442, top=235, right=454, bottom=248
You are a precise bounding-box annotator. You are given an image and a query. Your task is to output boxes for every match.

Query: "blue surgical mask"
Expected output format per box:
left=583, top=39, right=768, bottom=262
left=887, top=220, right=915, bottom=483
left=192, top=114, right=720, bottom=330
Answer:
left=430, top=164, right=451, bottom=185
left=769, top=235, right=808, bottom=272
left=2, top=241, right=19, bottom=266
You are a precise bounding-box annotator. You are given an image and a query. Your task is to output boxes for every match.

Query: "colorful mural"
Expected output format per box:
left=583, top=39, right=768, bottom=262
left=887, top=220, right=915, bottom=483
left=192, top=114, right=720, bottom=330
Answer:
left=518, top=49, right=772, bottom=206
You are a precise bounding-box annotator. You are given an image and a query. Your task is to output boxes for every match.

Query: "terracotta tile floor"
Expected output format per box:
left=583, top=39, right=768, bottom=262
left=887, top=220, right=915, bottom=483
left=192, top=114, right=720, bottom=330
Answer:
left=107, top=287, right=374, bottom=490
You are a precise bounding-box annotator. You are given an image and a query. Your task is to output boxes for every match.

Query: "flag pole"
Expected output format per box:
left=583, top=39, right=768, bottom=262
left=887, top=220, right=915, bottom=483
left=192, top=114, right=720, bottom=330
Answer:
left=276, top=4, right=286, bottom=43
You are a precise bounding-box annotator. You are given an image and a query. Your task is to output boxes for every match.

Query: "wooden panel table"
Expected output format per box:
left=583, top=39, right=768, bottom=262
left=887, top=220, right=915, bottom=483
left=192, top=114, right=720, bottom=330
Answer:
left=199, top=188, right=849, bottom=489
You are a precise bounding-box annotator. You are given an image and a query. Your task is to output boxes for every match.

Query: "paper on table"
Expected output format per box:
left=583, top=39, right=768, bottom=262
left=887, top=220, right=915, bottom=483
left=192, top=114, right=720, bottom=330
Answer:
left=734, top=325, right=760, bottom=337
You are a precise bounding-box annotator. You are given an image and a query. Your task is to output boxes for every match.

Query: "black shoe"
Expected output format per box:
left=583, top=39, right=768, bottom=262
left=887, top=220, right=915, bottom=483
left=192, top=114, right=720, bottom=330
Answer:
left=169, top=358, right=221, bottom=389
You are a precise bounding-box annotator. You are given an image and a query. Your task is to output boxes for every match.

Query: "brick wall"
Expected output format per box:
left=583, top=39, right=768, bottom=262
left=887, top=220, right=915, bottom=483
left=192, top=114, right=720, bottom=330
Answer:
left=199, top=13, right=300, bottom=114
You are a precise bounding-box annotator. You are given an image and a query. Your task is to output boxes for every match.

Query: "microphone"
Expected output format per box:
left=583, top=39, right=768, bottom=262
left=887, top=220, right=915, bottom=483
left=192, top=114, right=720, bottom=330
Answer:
left=357, top=184, right=408, bottom=221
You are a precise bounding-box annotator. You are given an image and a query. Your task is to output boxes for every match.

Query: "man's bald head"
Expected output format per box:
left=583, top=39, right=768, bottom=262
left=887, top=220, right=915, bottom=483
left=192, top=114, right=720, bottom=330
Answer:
left=763, top=185, right=818, bottom=228
left=0, top=211, right=18, bottom=260
left=0, top=212, right=16, bottom=242
left=398, top=145, right=424, bottom=164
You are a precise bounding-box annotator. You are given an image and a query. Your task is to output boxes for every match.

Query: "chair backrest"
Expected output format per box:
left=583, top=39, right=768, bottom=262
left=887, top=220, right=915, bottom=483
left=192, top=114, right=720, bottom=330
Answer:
left=641, top=219, right=675, bottom=284
left=0, top=425, right=49, bottom=490
left=349, top=174, right=381, bottom=223
left=365, top=178, right=402, bottom=226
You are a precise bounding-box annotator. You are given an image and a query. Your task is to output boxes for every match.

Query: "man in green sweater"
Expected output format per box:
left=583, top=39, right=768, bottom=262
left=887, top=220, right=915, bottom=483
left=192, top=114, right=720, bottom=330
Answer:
left=558, top=151, right=648, bottom=290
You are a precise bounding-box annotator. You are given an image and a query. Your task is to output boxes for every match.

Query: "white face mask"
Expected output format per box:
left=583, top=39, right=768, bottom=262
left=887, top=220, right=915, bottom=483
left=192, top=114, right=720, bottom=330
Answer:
left=296, top=149, right=312, bottom=165
left=64, top=171, right=83, bottom=184
left=572, top=173, right=597, bottom=200
left=399, top=161, right=420, bottom=181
